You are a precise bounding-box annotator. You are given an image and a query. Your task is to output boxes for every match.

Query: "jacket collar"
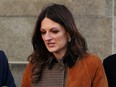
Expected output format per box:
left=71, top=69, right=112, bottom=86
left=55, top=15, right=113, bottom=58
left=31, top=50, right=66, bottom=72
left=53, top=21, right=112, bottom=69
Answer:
left=48, top=52, right=79, bottom=69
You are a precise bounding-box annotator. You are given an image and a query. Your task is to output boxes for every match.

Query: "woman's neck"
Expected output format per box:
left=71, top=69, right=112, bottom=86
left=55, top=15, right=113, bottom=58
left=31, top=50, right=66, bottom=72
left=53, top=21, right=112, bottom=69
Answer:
left=53, top=48, right=67, bottom=60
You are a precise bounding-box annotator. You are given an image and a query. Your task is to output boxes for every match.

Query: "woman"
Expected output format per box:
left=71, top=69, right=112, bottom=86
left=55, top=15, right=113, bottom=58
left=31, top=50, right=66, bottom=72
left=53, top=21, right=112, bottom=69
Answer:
left=22, top=3, right=108, bottom=87
left=0, top=50, right=16, bottom=87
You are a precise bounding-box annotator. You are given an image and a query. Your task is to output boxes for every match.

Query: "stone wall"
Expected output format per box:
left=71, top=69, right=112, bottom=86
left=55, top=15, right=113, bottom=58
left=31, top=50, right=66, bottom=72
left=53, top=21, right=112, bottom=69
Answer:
left=0, top=0, right=114, bottom=87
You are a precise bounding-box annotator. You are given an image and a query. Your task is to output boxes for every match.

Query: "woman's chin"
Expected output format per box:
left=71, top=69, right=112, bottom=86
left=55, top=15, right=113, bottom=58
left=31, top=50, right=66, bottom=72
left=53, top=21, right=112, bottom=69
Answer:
left=48, top=49, right=58, bottom=53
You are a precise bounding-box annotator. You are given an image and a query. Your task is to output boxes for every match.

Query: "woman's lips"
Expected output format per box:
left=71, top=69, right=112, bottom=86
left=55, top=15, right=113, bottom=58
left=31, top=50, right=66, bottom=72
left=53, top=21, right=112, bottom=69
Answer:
left=46, top=43, right=55, bottom=47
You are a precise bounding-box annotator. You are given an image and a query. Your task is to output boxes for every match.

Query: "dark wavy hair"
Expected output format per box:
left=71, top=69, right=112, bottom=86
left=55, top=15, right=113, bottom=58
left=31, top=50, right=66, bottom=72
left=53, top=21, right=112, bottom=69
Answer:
left=28, top=3, right=88, bottom=83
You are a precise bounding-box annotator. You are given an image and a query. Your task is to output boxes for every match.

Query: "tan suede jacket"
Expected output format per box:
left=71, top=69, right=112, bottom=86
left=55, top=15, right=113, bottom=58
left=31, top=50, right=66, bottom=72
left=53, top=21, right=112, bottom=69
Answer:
left=22, top=54, right=108, bottom=87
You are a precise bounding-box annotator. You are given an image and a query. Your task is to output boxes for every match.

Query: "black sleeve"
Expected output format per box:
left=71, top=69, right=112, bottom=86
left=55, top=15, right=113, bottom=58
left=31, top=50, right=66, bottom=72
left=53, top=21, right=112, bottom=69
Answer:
left=103, top=54, right=116, bottom=87
left=0, top=51, right=16, bottom=87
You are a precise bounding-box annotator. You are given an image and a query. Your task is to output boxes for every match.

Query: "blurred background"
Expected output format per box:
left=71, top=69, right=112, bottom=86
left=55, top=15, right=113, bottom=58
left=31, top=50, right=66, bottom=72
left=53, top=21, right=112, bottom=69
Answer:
left=0, top=0, right=115, bottom=86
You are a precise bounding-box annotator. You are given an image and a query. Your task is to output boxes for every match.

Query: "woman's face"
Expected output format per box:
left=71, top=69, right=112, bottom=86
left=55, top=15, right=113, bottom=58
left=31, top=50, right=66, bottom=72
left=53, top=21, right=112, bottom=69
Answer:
left=40, top=17, right=69, bottom=55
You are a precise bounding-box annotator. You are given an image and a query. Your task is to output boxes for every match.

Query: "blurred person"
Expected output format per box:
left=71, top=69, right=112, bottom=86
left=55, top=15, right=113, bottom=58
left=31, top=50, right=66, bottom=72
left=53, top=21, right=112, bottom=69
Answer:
left=22, top=3, right=108, bottom=87
left=0, top=50, right=16, bottom=87
left=103, top=54, right=116, bottom=87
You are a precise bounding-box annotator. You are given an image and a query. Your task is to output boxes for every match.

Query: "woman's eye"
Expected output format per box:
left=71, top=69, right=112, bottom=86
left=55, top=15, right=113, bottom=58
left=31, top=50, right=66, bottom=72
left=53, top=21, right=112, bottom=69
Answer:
left=52, top=30, right=59, bottom=33
left=41, top=31, right=46, bottom=34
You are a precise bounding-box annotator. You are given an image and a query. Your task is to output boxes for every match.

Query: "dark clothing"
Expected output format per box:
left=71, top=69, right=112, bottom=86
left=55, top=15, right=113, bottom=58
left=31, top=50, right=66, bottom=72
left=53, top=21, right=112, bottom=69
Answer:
left=0, top=50, right=16, bottom=87
left=22, top=54, right=108, bottom=87
left=103, top=54, right=116, bottom=87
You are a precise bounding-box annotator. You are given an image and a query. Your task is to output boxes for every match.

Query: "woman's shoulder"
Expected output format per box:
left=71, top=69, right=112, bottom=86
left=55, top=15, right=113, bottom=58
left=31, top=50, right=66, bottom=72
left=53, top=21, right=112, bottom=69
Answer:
left=22, top=62, right=32, bottom=87
left=23, top=62, right=32, bottom=79
left=82, top=53, right=102, bottom=63
left=80, top=53, right=102, bottom=69
left=26, top=62, right=33, bottom=70
left=79, top=53, right=104, bottom=79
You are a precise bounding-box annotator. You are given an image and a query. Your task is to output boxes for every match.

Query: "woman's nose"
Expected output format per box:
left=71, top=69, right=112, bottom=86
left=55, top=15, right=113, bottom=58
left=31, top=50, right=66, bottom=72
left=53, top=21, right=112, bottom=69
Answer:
left=44, top=33, right=52, bottom=41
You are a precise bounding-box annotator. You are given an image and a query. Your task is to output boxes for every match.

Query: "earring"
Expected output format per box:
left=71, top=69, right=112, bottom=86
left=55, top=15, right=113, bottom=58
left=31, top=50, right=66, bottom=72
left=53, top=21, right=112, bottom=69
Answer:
left=68, top=36, right=71, bottom=42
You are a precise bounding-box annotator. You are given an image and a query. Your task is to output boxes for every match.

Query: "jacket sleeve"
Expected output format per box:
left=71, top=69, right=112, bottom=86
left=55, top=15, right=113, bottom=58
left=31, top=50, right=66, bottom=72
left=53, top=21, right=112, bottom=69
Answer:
left=22, top=63, right=32, bottom=87
left=92, top=58, right=108, bottom=87
left=0, top=51, right=16, bottom=87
